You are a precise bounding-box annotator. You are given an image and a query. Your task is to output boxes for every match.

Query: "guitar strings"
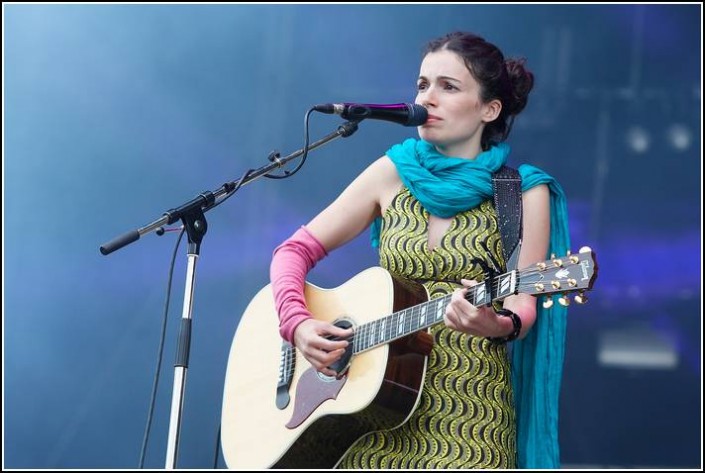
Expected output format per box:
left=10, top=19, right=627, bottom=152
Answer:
left=333, top=263, right=574, bottom=345
left=282, top=260, right=586, bottom=375
left=343, top=262, right=580, bottom=339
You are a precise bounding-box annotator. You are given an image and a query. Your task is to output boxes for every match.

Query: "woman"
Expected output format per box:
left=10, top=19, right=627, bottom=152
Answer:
left=270, top=31, right=570, bottom=469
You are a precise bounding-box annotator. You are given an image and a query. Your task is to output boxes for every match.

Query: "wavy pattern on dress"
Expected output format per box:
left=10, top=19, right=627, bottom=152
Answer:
left=338, top=188, right=517, bottom=469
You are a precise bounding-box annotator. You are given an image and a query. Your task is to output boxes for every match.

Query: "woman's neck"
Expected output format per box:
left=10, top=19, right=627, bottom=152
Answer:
left=434, top=141, right=483, bottom=160
left=431, top=129, right=484, bottom=160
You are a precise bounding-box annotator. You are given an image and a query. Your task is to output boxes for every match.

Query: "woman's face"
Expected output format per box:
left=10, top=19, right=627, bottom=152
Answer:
left=415, top=49, right=500, bottom=158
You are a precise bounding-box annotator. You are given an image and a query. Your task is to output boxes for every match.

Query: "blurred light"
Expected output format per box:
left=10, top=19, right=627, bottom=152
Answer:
left=625, top=125, right=650, bottom=153
left=666, top=123, right=692, bottom=151
left=598, top=327, right=678, bottom=370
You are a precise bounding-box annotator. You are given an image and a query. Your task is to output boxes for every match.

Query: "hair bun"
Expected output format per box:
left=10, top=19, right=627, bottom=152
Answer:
left=505, top=58, right=534, bottom=115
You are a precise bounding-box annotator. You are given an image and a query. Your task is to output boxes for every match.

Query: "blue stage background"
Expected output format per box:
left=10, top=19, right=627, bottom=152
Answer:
left=4, top=4, right=701, bottom=468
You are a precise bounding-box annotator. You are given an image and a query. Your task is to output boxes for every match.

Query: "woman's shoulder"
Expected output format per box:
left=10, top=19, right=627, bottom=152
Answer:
left=361, top=155, right=402, bottom=185
left=355, top=155, right=403, bottom=207
left=372, top=154, right=396, bottom=170
left=344, top=154, right=402, bottom=196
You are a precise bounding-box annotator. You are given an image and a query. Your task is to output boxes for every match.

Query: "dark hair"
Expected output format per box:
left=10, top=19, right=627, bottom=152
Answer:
left=424, top=32, right=534, bottom=150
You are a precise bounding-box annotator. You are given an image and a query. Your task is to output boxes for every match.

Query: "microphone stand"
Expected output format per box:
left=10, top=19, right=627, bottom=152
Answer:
left=99, top=120, right=360, bottom=469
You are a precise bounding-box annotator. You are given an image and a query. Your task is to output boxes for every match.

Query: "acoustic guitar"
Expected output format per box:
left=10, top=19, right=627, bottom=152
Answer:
left=221, top=248, right=598, bottom=469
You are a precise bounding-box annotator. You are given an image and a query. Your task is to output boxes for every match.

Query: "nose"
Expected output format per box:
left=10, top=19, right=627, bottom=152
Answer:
left=419, top=87, right=437, bottom=109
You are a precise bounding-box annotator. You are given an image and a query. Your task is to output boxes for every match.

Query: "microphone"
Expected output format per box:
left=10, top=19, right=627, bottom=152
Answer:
left=313, top=102, right=428, bottom=126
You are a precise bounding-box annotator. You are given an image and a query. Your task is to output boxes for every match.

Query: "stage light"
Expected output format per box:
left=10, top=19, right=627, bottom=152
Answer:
left=666, top=123, right=692, bottom=151
left=598, top=326, right=678, bottom=370
left=625, top=125, right=651, bottom=154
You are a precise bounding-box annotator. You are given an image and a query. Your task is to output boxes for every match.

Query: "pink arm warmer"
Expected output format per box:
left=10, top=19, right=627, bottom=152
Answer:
left=270, top=226, right=328, bottom=343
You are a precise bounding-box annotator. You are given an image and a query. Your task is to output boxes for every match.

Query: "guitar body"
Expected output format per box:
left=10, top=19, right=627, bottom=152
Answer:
left=220, top=249, right=599, bottom=469
left=221, top=267, right=430, bottom=469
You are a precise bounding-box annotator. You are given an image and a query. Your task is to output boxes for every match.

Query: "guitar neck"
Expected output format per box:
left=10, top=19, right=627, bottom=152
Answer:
left=352, top=270, right=517, bottom=354
left=277, top=249, right=595, bottom=386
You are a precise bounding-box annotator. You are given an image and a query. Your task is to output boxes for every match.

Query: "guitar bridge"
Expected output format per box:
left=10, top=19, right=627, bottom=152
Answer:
left=276, top=341, right=295, bottom=409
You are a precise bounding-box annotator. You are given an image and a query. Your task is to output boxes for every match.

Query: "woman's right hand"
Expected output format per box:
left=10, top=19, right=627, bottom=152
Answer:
left=293, top=318, right=353, bottom=377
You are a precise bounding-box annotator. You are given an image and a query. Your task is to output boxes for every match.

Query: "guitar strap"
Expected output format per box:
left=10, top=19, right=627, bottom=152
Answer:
left=492, top=165, right=523, bottom=271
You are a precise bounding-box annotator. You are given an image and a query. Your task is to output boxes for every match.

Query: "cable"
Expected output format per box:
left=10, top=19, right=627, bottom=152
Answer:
left=206, top=107, right=316, bottom=213
left=264, top=107, right=315, bottom=179
left=138, top=226, right=186, bottom=468
left=137, top=106, right=315, bottom=467
left=213, top=425, right=222, bottom=468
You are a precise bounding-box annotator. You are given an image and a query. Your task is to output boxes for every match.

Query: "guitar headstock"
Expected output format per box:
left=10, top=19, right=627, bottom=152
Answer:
left=518, top=247, right=598, bottom=307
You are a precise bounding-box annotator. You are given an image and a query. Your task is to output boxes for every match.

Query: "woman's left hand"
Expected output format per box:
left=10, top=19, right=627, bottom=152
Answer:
left=443, top=279, right=514, bottom=338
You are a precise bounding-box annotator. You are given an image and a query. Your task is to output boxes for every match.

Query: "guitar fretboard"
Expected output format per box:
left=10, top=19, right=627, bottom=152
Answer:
left=277, top=248, right=597, bottom=388
left=352, top=270, right=517, bottom=354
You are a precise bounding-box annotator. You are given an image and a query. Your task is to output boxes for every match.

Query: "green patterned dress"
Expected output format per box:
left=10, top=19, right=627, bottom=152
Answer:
left=337, top=187, right=517, bottom=469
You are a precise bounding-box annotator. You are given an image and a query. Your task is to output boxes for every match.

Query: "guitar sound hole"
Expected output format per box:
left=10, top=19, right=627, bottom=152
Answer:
left=315, top=372, right=338, bottom=382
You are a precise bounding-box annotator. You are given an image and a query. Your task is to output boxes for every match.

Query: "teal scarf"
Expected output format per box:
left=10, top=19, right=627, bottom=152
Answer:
left=371, top=138, right=571, bottom=469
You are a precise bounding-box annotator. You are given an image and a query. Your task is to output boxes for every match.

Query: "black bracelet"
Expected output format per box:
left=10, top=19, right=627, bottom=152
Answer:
left=486, top=308, right=522, bottom=344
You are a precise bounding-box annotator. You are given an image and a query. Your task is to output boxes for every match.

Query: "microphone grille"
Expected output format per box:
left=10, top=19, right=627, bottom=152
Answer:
left=406, top=104, right=428, bottom=126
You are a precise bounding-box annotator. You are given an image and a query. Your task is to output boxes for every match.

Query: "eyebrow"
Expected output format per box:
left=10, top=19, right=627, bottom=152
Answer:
left=417, top=75, right=463, bottom=84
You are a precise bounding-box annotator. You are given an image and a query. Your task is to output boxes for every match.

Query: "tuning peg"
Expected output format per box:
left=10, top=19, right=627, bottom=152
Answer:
left=569, top=254, right=580, bottom=264
left=579, top=246, right=592, bottom=254
left=574, top=292, right=588, bottom=304
left=542, top=297, right=554, bottom=309
left=558, top=294, right=571, bottom=306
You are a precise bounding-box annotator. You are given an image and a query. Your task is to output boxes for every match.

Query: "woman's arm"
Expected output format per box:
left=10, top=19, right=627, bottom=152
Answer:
left=444, top=184, right=550, bottom=340
left=271, top=156, right=400, bottom=376
left=500, top=183, right=550, bottom=338
left=306, top=156, right=400, bottom=252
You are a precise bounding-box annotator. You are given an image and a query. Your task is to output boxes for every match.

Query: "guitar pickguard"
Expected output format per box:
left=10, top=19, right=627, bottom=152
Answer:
left=285, top=368, right=347, bottom=429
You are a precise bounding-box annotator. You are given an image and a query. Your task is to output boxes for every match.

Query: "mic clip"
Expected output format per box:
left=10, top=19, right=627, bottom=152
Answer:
left=267, top=150, right=283, bottom=167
